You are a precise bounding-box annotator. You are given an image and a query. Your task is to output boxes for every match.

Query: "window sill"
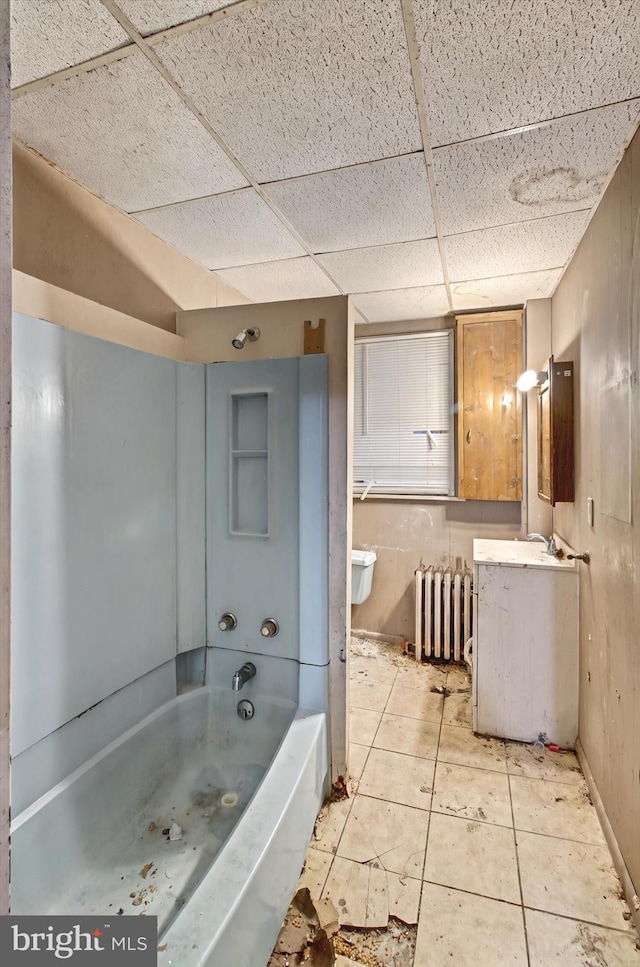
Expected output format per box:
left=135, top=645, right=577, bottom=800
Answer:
left=352, top=493, right=466, bottom=502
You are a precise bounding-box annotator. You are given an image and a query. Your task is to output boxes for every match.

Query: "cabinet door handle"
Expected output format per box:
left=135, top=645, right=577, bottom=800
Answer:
left=466, top=429, right=472, bottom=444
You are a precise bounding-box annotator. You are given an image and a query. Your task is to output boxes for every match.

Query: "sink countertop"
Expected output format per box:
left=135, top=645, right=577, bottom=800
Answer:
left=473, top=538, right=578, bottom=570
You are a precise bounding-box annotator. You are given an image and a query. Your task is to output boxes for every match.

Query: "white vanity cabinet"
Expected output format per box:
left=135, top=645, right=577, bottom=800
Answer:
left=472, top=539, right=579, bottom=748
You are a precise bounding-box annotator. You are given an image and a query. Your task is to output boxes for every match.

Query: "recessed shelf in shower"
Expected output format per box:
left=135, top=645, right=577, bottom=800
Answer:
left=229, top=392, right=269, bottom=537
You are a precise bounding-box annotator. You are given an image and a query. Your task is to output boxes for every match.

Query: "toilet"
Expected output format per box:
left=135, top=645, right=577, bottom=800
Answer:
left=351, top=549, right=377, bottom=605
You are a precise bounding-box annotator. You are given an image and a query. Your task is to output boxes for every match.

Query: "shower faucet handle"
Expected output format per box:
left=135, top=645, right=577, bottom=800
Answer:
left=218, top=612, right=237, bottom=632
left=260, top=618, right=279, bottom=638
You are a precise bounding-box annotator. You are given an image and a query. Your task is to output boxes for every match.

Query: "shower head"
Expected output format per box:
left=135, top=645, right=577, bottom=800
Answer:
left=232, top=327, right=260, bottom=350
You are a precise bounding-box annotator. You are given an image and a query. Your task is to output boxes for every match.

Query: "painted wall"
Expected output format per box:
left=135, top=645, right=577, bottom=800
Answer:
left=351, top=316, right=527, bottom=640
left=12, top=141, right=248, bottom=333
left=551, top=127, right=640, bottom=895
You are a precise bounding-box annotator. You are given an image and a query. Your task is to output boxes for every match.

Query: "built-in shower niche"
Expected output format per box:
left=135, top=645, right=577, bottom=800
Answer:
left=230, top=392, right=269, bottom=537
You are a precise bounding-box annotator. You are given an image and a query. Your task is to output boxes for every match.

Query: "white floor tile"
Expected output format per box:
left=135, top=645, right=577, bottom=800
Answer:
left=337, top=794, right=429, bottom=880
left=517, top=830, right=633, bottom=930
left=414, top=883, right=528, bottom=967
left=348, top=742, right=370, bottom=782
left=424, top=812, right=521, bottom=903
left=432, top=761, right=513, bottom=827
left=385, top=682, right=444, bottom=723
left=350, top=654, right=398, bottom=686
left=322, top=854, right=421, bottom=929
left=349, top=706, right=382, bottom=746
left=510, top=775, right=606, bottom=845
left=349, top=679, right=392, bottom=712
left=525, top=908, right=640, bottom=966
left=438, top=724, right=508, bottom=773
left=442, top=690, right=473, bottom=728
left=373, top=711, right=440, bottom=760
left=394, top=661, right=447, bottom=691
left=312, top=796, right=353, bottom=855
left=297, top=846, right=333, bottom=900
left=445, top=665, right=472, bottom=691
left=359, top=747, right=435, bottom=810
left=506, top=741, right=583, bottom=784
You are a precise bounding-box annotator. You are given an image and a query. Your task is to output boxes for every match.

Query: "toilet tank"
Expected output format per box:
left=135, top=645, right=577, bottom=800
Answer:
left=351, top=549, right=377, bottom=605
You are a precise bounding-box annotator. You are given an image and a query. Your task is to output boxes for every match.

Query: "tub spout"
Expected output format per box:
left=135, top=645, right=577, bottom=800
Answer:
left=526, top=533, right=559, bottom=557
left=232, top=662, right=256, bottom=692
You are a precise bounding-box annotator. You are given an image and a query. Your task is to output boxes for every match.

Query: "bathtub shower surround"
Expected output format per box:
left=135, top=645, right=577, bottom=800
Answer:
left=10, top=312, right=332, bottom=967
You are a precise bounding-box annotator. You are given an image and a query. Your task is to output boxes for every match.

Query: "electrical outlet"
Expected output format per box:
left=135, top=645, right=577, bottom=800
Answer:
left=587, top=497, right=594, bottom=527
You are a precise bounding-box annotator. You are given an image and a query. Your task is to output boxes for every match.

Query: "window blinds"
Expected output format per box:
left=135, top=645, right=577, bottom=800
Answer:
left=354, top=330, right=454, bottom=495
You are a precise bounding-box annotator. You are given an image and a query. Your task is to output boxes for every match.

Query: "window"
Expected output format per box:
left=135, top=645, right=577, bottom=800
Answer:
left=353, top=330, right=454, bottom=496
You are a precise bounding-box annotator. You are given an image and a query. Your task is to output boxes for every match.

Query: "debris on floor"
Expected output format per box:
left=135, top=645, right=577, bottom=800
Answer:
left=334, top=920, right=418, bottom=967
left=267, top=888, right=338, bottom=966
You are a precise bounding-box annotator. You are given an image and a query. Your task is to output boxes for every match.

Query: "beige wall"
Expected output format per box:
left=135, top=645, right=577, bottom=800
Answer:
left=351, top=316, right=528, bottom=639
left=179, top=298, right=353, bottom=782
left=12, top=141, right=248, bottom=333
left=551, top=127, right=640, bottom=895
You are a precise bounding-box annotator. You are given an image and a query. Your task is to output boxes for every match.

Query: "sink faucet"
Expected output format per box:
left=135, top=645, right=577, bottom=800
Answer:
left=232, top=662, right=256, bottom=692
left=526, top=533, right=559, bottom=557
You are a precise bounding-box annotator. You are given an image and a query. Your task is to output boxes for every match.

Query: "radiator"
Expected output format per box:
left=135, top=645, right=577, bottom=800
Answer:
left=414, top=564, right=473, bottom=663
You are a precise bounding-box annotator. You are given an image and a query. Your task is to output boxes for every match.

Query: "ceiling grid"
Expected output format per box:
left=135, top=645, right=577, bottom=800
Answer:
left=9, top=0, right=640, bottom=319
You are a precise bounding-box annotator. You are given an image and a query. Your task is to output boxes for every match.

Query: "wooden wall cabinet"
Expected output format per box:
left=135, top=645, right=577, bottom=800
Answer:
left=456, top=310, right=523, bottom=501
left=537, top=356, right=574, bottom=505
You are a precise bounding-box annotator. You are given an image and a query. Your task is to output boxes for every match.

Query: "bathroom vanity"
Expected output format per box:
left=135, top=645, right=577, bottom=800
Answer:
left=472, top=539, right=579, bottom=748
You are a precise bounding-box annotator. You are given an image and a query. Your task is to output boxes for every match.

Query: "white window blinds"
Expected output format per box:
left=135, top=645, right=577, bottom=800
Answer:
left=354, top=330, right=454, bottom=496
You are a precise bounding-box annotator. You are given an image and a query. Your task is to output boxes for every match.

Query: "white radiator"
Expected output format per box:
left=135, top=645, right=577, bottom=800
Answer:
left=414, top=564, right=472, bottom=663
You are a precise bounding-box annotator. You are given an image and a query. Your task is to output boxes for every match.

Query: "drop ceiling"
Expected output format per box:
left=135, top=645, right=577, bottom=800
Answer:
left=10, top=0, right=640, bottom=322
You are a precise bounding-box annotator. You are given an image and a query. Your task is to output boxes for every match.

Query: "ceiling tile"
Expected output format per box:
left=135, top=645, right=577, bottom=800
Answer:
left=264, top=154, right=435, bottom=253
left=353, top=286, right=450, bottom=323
left=156, top=0, right=422, bottom=182
left=434, top=102, right=640, bottom=235
left=134, top=189, right=305, bottom=268
left=215, top=257, right=341, bottom=302
left=118, top=1, right=234, bottom=35
left=319, top=239, right=443, bottom=293
left=444, top=212, right=590, bottom=283
left=11, top=0, right=130, bottom=88
left=413, top=0, right=640, bottom=146
left=12, top=54, right=248, bottom=212
left=451, top=270, right=562, bottom=311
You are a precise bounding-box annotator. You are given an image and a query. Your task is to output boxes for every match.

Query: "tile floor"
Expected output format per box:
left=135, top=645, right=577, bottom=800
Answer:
left=299, top=637, right=640, bottom=966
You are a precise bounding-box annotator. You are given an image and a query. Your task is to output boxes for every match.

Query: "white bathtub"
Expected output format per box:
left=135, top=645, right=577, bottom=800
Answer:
left=11, top=686, right=329, bottom=967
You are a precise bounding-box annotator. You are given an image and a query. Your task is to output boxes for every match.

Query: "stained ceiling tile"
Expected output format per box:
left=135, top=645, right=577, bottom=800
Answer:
left=451, top=270, right=562, bottom=311
left=215, top=257, right=341, bottom=302
left=264, top=154, right=435, bottom=253
left=434, top=103, right=640, bottom=235
left=444, top=212, right=590, bottom=283
left=319, top=239, right=443, bottom=293
left=11, top=0, right=130, bottom=88
left=118, top=0, right=235, bottom=36
left=12, top=54, right=248, bottom=212
left=134, top=189, right=305, bottom=269
left=156, top=0, right=422, bottom=182
left=353, top=286, right=450, bottom=323
left=413, top=0, right=640, bottom=146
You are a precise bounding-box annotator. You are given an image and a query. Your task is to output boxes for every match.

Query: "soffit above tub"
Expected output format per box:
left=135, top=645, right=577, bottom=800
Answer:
left=117, top=0, right=236, bottom=35
left=450, top=270, right=563, bottom=312
left=444, top=212, right=590, bottom=284
left=133, top=189, right=306, bottom=269
left=263, top=154, right=436, bottom=254
left=215, top=257, right=341, bottom=303
left=10, top=0, right=130, bottom=88
left=12, top=54, right=248, bottom=212
left=434, top=102, right=640, bottom=236
left=352, top=286, right=450, bottom=324
left=318, top=239, right=443, bottom=294
left=413, top=0, right=640, bottom=147
left=154, top=0, right=422, bottom=182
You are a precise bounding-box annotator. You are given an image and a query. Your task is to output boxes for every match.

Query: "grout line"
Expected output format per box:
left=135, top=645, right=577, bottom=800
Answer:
left=511, top=826, right=609, bottom=849
left=400, top=0, right=453, bottom=312
left=507, top=770, right=532, bottom=967
left=98, top=0, right=348, bottom=300
left=422, top=879, right=524, bottom=908
left=520, top=904, right=640, bottom=937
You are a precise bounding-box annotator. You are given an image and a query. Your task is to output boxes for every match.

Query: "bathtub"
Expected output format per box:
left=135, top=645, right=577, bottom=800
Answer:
left=11, top=686, right=329, bottom=967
